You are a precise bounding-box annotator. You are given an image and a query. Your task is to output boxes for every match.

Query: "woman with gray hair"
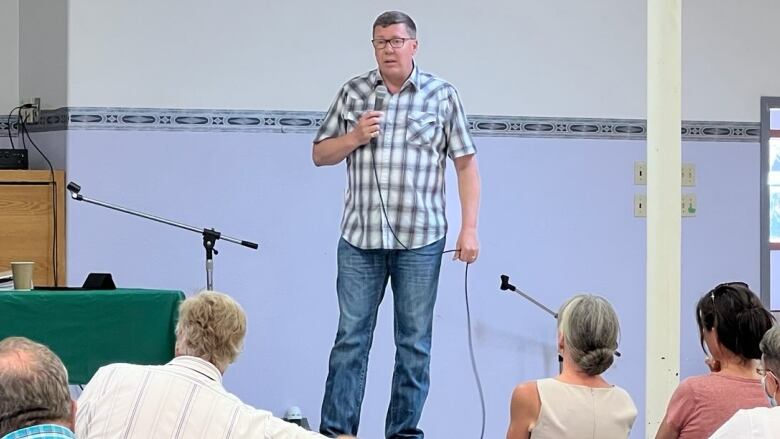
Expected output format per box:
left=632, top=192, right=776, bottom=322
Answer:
left=506, top=294, right=637, bottom=439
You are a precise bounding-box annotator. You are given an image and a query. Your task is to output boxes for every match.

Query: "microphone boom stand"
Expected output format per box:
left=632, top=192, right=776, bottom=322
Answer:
left=500, top=274, right=563, bottom=373
left=67, top=181, right=258, bottom=290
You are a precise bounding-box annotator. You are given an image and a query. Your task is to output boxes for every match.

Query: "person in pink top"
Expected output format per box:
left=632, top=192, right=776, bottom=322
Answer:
left=655, top=282, right=775, bottom=439
left=710, top=325, right=780, bottom=438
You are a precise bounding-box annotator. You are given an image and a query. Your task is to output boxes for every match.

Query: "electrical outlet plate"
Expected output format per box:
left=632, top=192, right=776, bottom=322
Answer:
left=634, top=193, right=647, bottom=217
left=636, top=162, right=697, bottom=187
left=19, top=97, right=41, bottom=124
left=635, top=193, right=696, bottom=217
left=682, top=193, right=697, bottom=217
left=634, top=161, right=647, bottom=185
left=681, top=163, right=696, bottom=186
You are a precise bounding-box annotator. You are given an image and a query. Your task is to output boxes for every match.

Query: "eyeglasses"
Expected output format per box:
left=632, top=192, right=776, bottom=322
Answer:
left=710, top=281, right=749, bottom=302
left=371, top=38, right=414, bottom=49
left=757, top=367, right=776, bottom=378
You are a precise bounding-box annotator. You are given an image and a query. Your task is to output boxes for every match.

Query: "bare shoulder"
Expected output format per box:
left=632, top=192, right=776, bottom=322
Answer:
left=507, top=381, right=541, bottom=439
left=512, top=381, right=538, bottom=400
left=511, top=381, right=541, bottom=414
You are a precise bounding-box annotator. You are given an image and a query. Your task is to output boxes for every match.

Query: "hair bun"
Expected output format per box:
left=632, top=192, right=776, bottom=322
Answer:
left=577, top=347, right=615, bottom=376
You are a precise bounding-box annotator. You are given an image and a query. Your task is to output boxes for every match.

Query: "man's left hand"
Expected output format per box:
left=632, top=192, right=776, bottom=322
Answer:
left=454, top=228, right=479, bottom=264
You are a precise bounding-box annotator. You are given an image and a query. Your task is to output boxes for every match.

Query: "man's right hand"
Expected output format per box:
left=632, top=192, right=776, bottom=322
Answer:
left=350, top=111, right=383, bottom=146
left=312, top=111, right=383, bottom=166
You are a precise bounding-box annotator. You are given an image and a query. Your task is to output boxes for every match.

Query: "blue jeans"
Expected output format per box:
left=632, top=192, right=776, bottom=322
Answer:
left=320, top=237, right=445, bottom=439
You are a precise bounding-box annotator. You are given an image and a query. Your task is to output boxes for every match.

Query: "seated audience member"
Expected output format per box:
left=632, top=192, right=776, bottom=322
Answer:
left=656, top=282, right=775, bottom=439
left=0, top=337, right=76, bottom=439
left=506, top=294, right=637, bottom=439
left=709, top=325, right=780, bottom=438
left=76, top=290, right=351, bottom=439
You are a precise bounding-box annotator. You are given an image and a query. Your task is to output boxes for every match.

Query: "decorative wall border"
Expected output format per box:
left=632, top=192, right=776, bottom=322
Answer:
left=1, top=108, right=760, bottom=142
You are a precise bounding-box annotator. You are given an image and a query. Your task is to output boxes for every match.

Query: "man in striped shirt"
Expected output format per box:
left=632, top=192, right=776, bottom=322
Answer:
left=0, top=337, right=76, bottom=439
left=76, top=291, right=348, bottom=439
left=313, top=11, right=481, bottom=439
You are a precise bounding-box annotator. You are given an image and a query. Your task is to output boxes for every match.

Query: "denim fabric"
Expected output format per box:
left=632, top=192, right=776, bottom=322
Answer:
left=320, top=237, right=445, bottom=439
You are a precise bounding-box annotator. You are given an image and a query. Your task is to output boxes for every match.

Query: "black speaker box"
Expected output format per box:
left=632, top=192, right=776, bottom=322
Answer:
left=82, top=273, right=116, bottom=290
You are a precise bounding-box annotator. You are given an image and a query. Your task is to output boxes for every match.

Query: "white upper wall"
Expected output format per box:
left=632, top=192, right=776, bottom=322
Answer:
left=0, top=0, right=19, bottom=112
left=19, top=0, right=68, bottom=109
left=61, top=0, right=780, bottom=121
left=682, top=1, right=780, bottom=122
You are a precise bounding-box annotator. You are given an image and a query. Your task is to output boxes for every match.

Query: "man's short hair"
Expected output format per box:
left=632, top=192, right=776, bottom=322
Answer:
left=0, top=337, right=71, bottom=436
left=175, top=291, right=247, bottom=372
left=760, top=325, right=780, bottom=373
left=373, top=11, right=417, bottom=39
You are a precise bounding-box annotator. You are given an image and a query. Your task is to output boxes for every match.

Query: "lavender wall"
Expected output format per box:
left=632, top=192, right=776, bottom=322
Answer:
left=59, top=129, right=758, bottom=438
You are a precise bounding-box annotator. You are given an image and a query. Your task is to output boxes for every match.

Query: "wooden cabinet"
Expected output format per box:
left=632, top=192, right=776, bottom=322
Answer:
left=0, top=170, right=66, bottom=287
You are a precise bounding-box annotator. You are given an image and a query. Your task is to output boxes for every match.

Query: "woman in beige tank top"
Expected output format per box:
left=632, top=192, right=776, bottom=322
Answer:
left=506, top=294, right=637, bottom=439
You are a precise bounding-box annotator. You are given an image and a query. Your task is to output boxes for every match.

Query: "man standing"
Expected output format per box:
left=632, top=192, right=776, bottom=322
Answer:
left=0, top=337, right=76, bottom=439
left=313, top=11, right=480, bottom=439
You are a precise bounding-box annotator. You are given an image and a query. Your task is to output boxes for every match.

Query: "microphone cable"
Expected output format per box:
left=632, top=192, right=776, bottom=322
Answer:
left=20, top=114, right=59, bottom=287
left=368, top=118, right=486, bottom=439
left=463, top=261, right=485, bottom=439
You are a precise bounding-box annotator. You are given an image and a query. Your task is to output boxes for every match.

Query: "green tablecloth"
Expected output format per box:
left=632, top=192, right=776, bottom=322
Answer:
left=0, top=288, right=184, bottom=384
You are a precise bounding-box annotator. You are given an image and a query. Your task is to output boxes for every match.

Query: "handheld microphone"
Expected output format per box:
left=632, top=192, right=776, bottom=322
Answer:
left=371, top=85, right=387, bottom=148
left=374, top=85, right=388, bottom=111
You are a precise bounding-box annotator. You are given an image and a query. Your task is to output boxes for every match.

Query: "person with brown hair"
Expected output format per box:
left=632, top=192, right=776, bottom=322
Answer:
left=655, top=282, right=775, bottom=439
left=710, top=325, right=780, bottom=438
left=313, top=10, right=480, bottom=439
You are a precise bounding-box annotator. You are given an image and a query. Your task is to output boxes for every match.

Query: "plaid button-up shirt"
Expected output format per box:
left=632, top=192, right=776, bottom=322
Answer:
left=2, top=424, right=76, bottom=439
left=315, top=65, right=476, bottom=250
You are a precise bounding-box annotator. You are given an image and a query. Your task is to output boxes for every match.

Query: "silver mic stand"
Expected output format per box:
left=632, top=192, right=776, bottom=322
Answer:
left=500, top=274, right=563, bottom=373
left=67, top=181, right=258, bottom=290
left=499, top=274, right=621, bottom=374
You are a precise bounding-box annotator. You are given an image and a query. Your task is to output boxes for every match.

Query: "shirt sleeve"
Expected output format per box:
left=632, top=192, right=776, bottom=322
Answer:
left=664, top=378, right=697, bottom=432
left=262, top=413, right=326, bottom=439
left=444, top=86, right=477, bottom=160
left=313, top=86, right=348, bottom=144
left=75, top=366, right=110, bottom=437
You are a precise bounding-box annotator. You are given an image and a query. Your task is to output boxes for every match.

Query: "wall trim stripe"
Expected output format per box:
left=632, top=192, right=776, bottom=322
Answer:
left=1, top=107, right=760, bottom=142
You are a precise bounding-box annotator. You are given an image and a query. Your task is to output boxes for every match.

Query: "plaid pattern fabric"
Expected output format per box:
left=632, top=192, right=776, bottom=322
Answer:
left=1, top=424, right=76, bottom=439
left=315, top=65, right=476, bottom=249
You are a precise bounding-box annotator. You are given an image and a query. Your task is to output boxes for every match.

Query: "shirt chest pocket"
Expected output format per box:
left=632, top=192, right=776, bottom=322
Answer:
left=343, top=111, right=361, bottom=132
left=406, top=112, right=440, bottom=147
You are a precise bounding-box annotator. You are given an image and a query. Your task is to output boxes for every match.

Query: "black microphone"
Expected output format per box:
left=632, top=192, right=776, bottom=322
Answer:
left=500, top=274, right=514, bottom=291
left=370, top=85, right=388, bottom=148
left=66, top=181, right=83, bottom=200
